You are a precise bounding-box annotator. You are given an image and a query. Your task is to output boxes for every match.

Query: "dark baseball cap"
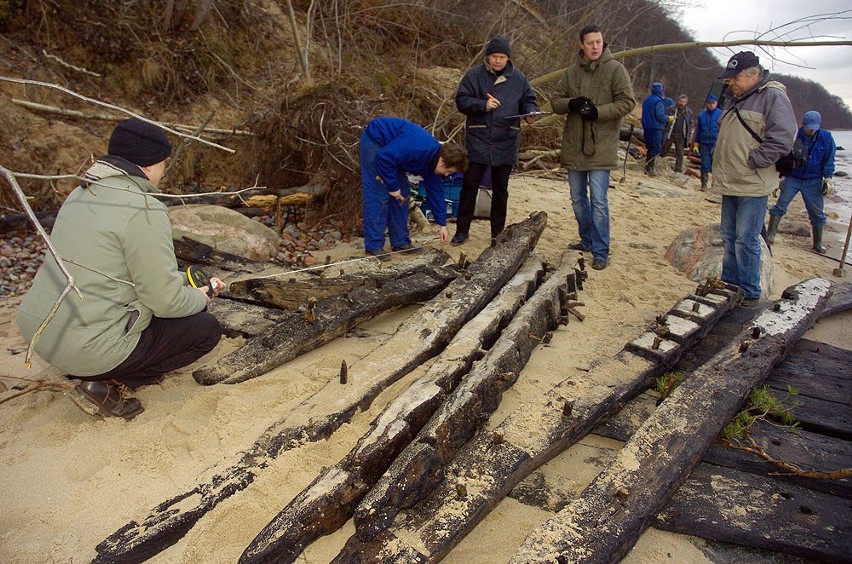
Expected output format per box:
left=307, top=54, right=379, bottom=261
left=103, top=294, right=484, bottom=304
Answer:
left=719, top=51, right=760, bottom=79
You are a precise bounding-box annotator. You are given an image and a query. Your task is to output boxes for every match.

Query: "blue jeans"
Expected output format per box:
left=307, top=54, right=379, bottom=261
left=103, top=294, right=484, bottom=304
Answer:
left=769, top=176, right=826, bottom=227
left=360, top=133, right=411, bottom=252
left=720, top=195, right=768, bottom=300
left=568, top=170, right=610, bottom=261
left=699, top=143, right=714, bottom=174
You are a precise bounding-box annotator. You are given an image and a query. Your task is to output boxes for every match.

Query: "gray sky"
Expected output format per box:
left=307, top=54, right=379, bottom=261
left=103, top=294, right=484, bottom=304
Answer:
left=679, top=1, right=852, bottom=110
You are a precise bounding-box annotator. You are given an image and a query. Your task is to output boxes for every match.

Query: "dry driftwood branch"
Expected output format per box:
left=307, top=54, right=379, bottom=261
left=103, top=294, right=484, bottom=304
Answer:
left=512, top=278, right=832, bottom=564
left=0, top=77, right=236, bottom=152
left=0, top=164, right=83, bottom=367
left=10, top=99, right=253, bottom=137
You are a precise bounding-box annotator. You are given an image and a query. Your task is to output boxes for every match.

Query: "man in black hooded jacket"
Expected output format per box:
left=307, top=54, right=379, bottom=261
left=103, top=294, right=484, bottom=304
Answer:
left=452, top=35, right=539, bottom=245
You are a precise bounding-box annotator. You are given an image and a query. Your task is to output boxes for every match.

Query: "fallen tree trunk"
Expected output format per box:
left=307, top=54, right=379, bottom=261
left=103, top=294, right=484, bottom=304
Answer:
left=239, top=256, right=549, bottom=563
left=512, top=278, right=832, bottom=564
left=332, top=285, right=741, bottom=562
left=353, top=255, right=582, bottom=541
left=93, top=211, right=547, bottom=564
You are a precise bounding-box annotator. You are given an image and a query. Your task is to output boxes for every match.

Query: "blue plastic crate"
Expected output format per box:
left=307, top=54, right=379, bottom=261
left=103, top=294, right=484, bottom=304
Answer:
left=419, top=174, right=463, bottom=220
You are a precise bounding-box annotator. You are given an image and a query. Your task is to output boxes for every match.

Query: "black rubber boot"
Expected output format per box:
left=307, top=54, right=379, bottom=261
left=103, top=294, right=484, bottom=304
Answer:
left=766, top=214, right=781, bottom=244
left=700, top=172, right=708, bottom=191
left=812, top=225, right=826, bottom=253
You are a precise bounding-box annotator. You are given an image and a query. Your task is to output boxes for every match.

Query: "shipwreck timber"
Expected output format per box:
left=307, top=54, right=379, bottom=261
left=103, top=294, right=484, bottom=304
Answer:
left=93, top=212, right=547, bottom=564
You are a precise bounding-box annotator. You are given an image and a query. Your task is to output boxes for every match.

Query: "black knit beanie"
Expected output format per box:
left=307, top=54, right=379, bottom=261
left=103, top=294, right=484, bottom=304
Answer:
left=108, top=118, right=172, bottom=167
left=485, top=36, right=512, bottom=58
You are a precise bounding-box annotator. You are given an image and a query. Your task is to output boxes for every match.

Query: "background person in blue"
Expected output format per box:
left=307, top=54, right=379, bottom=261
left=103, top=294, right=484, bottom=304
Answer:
left=360, top=116, right=468, bottom=259
left=693, top=95, right=722, bottom=191
left=766, top=110, right=836, bottom=253
left=452, top=35, right=539, bottom=245
left=641, top=82, right=668, bottom=176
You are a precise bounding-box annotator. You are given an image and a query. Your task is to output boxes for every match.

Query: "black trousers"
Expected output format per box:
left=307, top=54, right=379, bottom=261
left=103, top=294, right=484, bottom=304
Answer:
left=454, top=163, right=512, bottom=238
left=79, top=311, right=222, bottom=388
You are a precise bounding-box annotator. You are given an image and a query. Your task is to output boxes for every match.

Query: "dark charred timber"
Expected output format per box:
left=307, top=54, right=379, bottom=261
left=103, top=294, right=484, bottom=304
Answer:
left=227, top=249, right=452, bottom=310
left=194, top=265, right=456, bottom=385
left=594, top=392, right=852, bottom=500
left=511, top=278, right=832, bottom=564
left=655, top=464, right=852, bottom=563
left=331, top=285, right=741, bottom=562
left=207, top=299, right=298, bottom=339
left=173, top=237, right=269, bottom=273
left=93, top=212, right=547, bottom=564
left=507, top=432, right=851, bottom=563
left=239, top=257, right=549, bottom=564
left=352, top=257, right=579, bottom=542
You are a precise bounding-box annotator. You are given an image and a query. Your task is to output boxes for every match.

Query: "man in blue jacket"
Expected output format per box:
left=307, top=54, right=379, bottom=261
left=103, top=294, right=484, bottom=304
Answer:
left=766, top=110, right=836, bottom=253
left=641, top=82, right=668, bottom=176
left=360, top=117, right=468, bottom=259
left=452, top=35, right=539, bottom=245
left=694, top=95, right=722, bottom=190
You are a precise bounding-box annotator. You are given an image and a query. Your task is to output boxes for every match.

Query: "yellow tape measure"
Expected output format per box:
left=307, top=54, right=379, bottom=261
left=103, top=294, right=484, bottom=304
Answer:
left=186, top=265, right=214, bottom=297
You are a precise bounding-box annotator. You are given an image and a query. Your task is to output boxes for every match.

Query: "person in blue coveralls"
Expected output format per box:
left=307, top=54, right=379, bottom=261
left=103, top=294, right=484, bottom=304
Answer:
left=766, top=110, right=837, bottom=253
left=360, top=116, right=468, bottom=260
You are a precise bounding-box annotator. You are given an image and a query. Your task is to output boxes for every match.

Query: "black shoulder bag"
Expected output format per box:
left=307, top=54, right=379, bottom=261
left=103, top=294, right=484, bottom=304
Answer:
left=733, top=108, right=805, bottom=176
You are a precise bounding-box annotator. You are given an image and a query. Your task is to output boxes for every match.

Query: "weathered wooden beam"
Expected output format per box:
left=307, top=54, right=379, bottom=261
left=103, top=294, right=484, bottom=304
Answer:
left=194, top=265, right=456, bottom=385
left=352, top=257, right=579, bottom=541
left=92, top=211, right=547, bottom=564
left=511, top=278, right=832, bottom=564
left=593, top=391, right=852, bottom=500
left=655, top=464, right=852, bottom=562
left=173, top=237, right=269, bottom=273
left=239, top=256, right=549, bottom=563
left=507, top=434, right=852, bottom=563
left=207, top=299, right=298, bottom=339
left=331, top=286, right=740, bottom=562
left=226, top=248, right=452, bottom=310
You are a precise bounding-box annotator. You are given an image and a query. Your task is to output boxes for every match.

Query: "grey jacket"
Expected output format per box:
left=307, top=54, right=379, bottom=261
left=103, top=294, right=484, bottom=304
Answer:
left=17, top=157, right=207, bottom=376
left=712, top=73, right=796, bottom=197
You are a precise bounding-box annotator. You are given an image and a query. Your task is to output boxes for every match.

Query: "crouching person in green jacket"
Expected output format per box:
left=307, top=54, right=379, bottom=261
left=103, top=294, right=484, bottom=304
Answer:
left=16, top=118, right=223, bottom=420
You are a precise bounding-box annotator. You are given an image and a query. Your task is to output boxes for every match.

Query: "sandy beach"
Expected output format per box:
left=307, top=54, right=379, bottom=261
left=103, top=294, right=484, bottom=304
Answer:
left=1, top=161, right=849, bottom=563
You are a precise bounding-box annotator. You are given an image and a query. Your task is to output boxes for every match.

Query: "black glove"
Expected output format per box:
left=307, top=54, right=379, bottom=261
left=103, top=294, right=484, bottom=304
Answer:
left=567, top=97, right=589, bottom=113
left=578, top=99, right=598, bottom=121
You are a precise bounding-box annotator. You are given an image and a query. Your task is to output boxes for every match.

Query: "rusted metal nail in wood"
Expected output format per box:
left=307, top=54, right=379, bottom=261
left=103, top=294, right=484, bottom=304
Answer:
left=464, top=272, right=472, bottom=281
left=456, top=483, right=468, bottom=498
left=652, top=336, right=662, bottom=350
left=751, top=326, right=762, bottom=339
left=289, top=277, right=296, bottom=283
left=445, top=291, right=453, bottom=299
left=340, top=360, right=348, bottom=384
left=568, top=307, right=585, bottom=322
left=542, top=332, right=553, bottom=344
left=692, top=301, right=701, bottom=312
left=325, top=255, right=331, bottom=265
left=562, top=401, right=574, bottom=417
left=375, top=279, right=383, bottom=289
left=457, top=252, right=467, bottom=267
left=343, top=291, right=353, bottom=304
left=773, top=302, right=782, bottom=312
left=491, top=238, right=497, bottom=247
left=615, top=487, right=629, bottom=500
left=319, top=272, right=326, bottom=285
left=557, top=315, right=569, bottom=325
left=339, top=269, right=345, bottom=276
left=739, top=340, right=750, bottom=352
left=492, top=432, right=504, bottom=445
left=304, top=296, right=318, bottom=323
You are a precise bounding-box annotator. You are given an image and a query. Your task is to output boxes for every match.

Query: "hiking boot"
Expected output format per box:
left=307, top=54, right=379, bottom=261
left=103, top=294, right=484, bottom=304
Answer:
left=766, top=214, right=781, bottom=245
left=591, top=258, right=608, bottom=270
left=391, top=243, right=421, bottom=255
left=366, top=249, right=391, bottom=262
left=568, top=242, right=590, bottom=252
left=450, top=232, right=469, bottom=246
left=72, top=380, right=144, bottom=420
